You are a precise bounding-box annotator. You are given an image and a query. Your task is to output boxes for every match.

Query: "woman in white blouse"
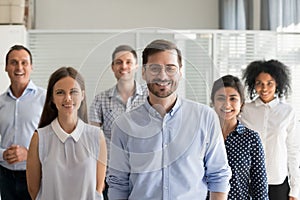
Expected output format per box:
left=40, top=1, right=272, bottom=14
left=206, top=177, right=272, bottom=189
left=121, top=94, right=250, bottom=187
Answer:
left=26, top=67, right=107, bottom=200
left=239, top=60, right=300, bottom=200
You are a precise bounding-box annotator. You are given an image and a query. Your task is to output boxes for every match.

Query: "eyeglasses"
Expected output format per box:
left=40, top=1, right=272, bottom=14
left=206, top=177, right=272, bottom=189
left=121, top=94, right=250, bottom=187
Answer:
left=144, top=64, right=179, bottom=76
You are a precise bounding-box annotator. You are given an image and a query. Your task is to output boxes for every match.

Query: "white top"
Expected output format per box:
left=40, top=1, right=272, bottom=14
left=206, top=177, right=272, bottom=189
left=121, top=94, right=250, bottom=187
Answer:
left=36, top=118, right=103, bottom=200
left=239, top=97, right=300, bottom=197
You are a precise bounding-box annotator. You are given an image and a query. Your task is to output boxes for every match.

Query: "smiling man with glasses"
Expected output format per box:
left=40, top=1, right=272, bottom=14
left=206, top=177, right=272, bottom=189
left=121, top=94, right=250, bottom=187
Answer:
left=107, top=39, right=231, bottom=200
left=144, top=63, right=179, bottom=76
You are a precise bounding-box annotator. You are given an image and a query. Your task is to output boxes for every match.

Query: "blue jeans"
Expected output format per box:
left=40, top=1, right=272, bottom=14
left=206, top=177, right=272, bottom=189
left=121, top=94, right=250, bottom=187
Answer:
left=0, top=165, right=31, bottom=200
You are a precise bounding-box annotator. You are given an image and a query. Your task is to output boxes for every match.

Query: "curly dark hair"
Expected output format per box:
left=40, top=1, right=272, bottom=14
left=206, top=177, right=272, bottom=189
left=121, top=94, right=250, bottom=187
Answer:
left=242, top=59, right=291, bottom=100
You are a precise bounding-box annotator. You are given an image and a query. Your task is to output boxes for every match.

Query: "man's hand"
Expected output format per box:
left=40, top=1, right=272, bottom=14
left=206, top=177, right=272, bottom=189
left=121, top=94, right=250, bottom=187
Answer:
left=3, top=145, right=28, bottom=164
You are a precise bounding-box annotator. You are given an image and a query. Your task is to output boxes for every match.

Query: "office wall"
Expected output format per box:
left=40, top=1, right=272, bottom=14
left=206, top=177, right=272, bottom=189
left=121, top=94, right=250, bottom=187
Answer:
left=35, top=0, right=219, bottom=29
left=0, top=25, right=27, bottom=93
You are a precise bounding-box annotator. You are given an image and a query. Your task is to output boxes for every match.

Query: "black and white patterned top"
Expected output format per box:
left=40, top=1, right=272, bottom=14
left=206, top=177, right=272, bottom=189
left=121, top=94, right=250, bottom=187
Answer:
left=225, top=120, right=269, bottom=200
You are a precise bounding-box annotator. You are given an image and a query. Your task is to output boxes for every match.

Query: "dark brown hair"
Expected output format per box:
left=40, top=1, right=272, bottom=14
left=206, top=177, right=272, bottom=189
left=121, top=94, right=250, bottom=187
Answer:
left=243, top=59, right=291, bottom=100
left=111, top=45, right=137, bottom=65
left=211, top=75, right=245, bottom=104
left=142, top=39, right=182, bottom=67
left=5, top=45, right=32, bottom=66
left=38, top=67, right=88, bottom=128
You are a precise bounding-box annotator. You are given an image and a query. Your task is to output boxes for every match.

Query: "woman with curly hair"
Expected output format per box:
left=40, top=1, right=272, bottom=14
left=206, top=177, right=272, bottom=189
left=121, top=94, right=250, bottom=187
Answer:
left=239, top=60, right=300, bottom=200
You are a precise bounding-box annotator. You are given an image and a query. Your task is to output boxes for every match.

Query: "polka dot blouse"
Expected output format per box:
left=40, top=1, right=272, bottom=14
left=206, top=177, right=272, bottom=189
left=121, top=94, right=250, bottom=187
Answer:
left=225, top=121, right=268, bottom=200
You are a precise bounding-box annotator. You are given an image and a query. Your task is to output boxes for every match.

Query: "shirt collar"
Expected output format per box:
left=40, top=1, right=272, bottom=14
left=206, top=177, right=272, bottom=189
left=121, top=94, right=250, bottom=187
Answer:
left=51, top=118, right=84, bottom=143
left=109, top=81, right=143, bottom=98
left=254, top=96, right=279, bottom=108
left=169, top=96, right=181, bottom=116
left=235, top=120, right=246, bottom=135
left=135, top=82, right=145, bottom=96
left=7, top=80, right=37, bottom=98
left=109, top=85, right=117, bottom=97
left=145, top=95, right=181, bottom=117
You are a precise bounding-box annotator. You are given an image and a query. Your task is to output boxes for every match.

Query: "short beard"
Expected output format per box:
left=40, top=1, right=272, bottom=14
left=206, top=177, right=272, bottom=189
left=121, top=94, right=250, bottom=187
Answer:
left=147, top=82, right=176, bottom=98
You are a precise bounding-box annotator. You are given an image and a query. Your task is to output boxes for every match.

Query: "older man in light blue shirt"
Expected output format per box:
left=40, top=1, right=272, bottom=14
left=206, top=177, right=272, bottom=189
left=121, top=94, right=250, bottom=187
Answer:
left=0, top=45, right=46, bottom=200
left=107, top=39, right=231, bottom=200
left=0, top=81, right=45, bottom=170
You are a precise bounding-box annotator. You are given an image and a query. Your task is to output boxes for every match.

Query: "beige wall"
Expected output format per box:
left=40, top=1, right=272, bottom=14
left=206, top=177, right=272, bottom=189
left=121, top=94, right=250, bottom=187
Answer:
left=35, top=0, right=219, bottom=29
left=0, top=25, right=27, bottom=93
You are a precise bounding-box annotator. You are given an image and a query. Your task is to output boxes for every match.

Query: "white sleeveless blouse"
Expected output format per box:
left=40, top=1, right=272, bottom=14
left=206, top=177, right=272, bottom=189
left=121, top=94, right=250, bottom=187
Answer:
left=36, top=118, right=103, bottom=200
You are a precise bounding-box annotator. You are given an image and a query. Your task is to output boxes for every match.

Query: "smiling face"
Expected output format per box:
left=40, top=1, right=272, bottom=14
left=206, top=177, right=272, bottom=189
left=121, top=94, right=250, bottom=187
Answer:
left=5, top=49, right=32, bottom=87
left=52, top=76, right=84, bottom=119
left=213, top=87, right=242, bottom=123
left=142, top=50, right=181, bottom=99
left=111, top=51, right=138, bottom=81
left=255, top=72, right=277, bottom=103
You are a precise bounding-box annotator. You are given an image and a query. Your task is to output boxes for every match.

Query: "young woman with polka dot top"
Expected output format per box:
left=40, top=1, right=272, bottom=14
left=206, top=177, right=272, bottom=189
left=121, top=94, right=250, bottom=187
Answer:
left=211, top=75, right=268, bottom=199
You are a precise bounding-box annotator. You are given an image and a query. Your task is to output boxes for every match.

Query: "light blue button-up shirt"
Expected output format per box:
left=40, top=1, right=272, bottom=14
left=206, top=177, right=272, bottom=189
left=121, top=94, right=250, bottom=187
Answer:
left=108, top=97, right=231, bottom=200
left=0, top=80, right=46, bottom=170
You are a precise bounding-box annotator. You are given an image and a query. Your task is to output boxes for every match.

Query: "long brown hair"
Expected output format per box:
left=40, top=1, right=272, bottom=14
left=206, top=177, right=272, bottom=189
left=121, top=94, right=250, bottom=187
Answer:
left=38, top=67, right=88, bottom=128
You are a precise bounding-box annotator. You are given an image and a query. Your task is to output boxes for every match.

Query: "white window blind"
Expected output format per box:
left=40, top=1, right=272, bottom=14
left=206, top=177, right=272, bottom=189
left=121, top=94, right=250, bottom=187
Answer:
left=28, top=30, right=300, bottom=121
left=29, top=30, right=137, bottom=106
